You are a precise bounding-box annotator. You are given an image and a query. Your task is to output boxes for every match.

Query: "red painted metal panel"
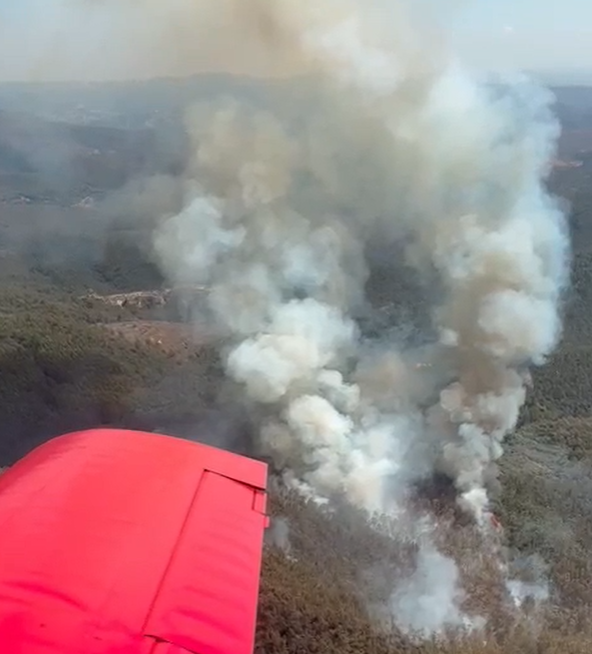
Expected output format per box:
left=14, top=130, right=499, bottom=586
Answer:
left=0, top=428, right=268, bottom=654
left=144, top=471, right=267, bottom=654
left=142, top=639, right=193, bottom=654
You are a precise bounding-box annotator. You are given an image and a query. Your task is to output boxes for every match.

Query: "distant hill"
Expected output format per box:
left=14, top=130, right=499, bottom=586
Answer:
left=0, top=74, right=315, bottom=129
left=0, top=108, right=184, bottom=202
left=532, top=68, right=592, bottom=86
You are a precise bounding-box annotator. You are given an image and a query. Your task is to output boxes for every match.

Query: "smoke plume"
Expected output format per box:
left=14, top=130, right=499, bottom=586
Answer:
left=150, top=0, right=569, bottom=637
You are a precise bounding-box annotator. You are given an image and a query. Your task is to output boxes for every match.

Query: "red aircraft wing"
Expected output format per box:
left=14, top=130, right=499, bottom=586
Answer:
left=0, top=428, right=269, bottom=654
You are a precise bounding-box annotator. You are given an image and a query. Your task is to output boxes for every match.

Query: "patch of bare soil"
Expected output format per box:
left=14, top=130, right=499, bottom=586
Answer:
left=100, top=320, right=213, bottom=361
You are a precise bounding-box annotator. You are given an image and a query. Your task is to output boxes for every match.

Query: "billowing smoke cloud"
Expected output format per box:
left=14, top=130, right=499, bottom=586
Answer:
left=149, top=0, right=568, bottom=637
left=154, top=0, right=567, bottom=509
left=391, top=542, right=476, bottom=637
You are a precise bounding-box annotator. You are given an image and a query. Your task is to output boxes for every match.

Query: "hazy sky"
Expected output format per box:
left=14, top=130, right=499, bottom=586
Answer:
left=450, top=0, right=591, bottom=72
left=0, top=0, right=588, bottom=81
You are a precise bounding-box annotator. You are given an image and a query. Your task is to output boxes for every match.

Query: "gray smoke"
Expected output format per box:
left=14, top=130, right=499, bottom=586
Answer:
left=151, top=0, right=568, bottom=637
left=390, top=542, right=481, bottom=638
left=265, top=516, right=293, bottom=557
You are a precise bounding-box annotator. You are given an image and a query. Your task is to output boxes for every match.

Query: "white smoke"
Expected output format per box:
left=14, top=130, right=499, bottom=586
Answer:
left=153, top=0, right=568, bottom=637
left=264, top=516, right=294, bottom=558
left=391, top=542, right=482, bottom=638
